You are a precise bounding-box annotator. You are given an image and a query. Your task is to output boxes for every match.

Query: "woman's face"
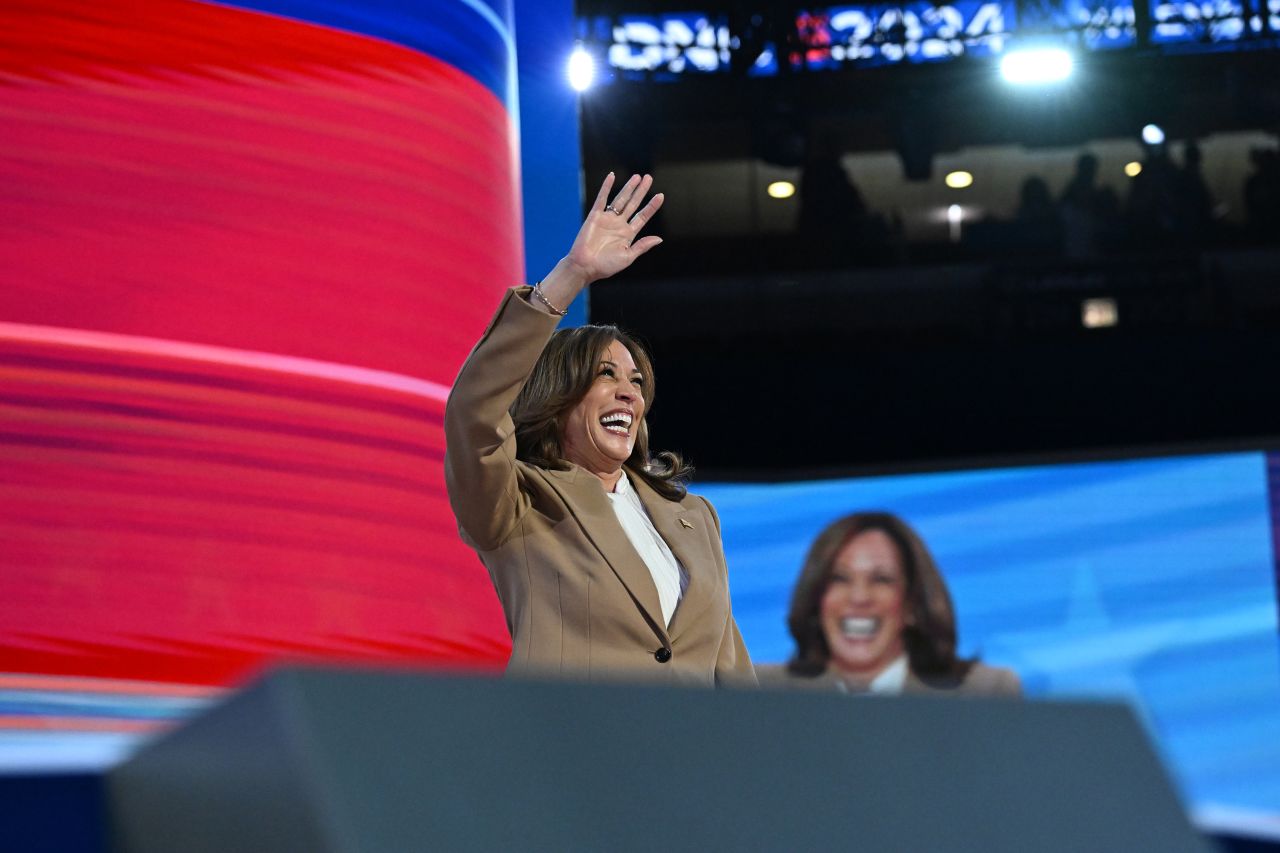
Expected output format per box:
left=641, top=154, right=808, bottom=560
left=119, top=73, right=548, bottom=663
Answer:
left=819, top=529, right=909, bottom=680
left=559, top=339, right=646, bottom=475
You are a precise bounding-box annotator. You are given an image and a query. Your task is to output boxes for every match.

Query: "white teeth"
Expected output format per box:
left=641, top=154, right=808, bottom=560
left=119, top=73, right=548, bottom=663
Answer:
left=840, top=617, right=878, bottom=638
left=599, top=412, right=633, bottom=435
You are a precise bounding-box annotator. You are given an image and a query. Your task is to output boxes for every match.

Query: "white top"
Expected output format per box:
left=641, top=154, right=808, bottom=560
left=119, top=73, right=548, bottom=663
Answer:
left=868, top=654, right=910, bottom=694
left=607, top=472, right=686, bottom=627
left=835, top=654, right=910, bottom=695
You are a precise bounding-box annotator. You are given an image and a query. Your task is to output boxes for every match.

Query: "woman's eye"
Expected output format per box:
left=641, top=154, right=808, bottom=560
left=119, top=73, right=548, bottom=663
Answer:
left=631, top=376, right=645, bottom=388
left=599, top=367, right=615, bottom=378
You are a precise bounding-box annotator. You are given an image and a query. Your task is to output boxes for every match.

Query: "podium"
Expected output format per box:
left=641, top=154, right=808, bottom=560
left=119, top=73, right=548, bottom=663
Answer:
left=108, top=669, right=1210, bottom=852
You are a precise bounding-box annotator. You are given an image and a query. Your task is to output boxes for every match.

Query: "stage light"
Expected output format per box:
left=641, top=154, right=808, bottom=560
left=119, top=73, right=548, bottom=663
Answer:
left=767, top=181, right=796, bottom=199
left=945, top=170, right=973, bottom=189
left=999, top=48, right=1073, bottom=84
left=1082, top=297, right=1118, bottom=329
left=568, top=46, right=595, bottom=92
left=948, top=204, right=963, bottom=242
left=1141, top=124, right=1165, bottom=145
left=1124, top=161, right=1142, bottom=177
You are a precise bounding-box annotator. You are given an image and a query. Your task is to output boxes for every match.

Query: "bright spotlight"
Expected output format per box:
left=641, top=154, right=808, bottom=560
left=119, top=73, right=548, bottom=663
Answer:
left=999, top=48, right=1073, bottom=84
left=767, top=181, right=796, bottom=199
left=1141, top=124, right=1165, bottom=145
left=945, top=171, right=974, bottom=189
left=1124, top=161, right=1143, bottom=177
left=1082, top=297, right=1118, bottom=329
left=568, top=46, right=594, bottom=92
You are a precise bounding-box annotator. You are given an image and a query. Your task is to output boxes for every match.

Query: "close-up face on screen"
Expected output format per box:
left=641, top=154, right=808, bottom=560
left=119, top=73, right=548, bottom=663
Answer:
left=700, top=451, right=1280, bottom=821
left=3, top=1, right=1279, bottom=851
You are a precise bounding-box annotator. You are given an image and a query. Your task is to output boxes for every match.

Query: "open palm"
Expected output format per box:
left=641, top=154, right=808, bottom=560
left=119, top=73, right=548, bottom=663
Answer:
left=565, top=173, right=665, bottom=284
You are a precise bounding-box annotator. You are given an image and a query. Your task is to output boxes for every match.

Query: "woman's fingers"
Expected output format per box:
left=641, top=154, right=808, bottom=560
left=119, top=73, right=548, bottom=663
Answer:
left=621, top=174, right=652, bottom=219
left=564, top=173, right=663, bottom=283
left=590, top=172, right=616, bottom=213
left=628, top=192, right=664, bottom=232
left=607, top=173, right=641, bottom=214
left=631, top=234, right=663, bottom=258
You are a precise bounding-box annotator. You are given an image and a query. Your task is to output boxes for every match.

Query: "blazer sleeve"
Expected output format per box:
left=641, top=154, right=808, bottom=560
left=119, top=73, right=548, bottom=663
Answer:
left=714, top=615, right=758, bottom=688
left=990, top=666, right=1023, bottom=698
left=954, top=662, right=1023, bottom=698
left=444, top=287, right=561, bottom=551
left=701, top=496, right=758, bottom=688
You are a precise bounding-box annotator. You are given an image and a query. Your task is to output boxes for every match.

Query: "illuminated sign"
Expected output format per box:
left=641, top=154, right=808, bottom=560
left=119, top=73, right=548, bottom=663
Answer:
left=587, top=5, right=1012, bottom=76
left=1151, top=0, right=1280, bottom=43
left=582, top=0, right=1280, bottom=81
left=604, top=16, right=733, bottom=74
left=796, top=3, right=1012, bottom=67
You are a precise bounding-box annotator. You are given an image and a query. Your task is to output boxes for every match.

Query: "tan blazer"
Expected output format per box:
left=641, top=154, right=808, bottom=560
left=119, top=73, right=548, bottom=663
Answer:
left=444, top=287, right=756, bottom=687
left=755, top=662, right=1022, bottom=697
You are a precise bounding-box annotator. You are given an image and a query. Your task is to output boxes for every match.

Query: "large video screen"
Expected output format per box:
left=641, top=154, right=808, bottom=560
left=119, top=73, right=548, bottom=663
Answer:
left=701, top=449, right=1280, bottom=834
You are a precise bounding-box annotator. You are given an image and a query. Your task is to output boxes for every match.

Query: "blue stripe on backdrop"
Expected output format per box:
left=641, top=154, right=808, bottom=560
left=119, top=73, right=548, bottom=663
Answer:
left=229, top=0, right=589, bottom=315
left=217, top=0, right=516, bottom=107
left=514, top=0, right=587, bottom=325
left=0, top=734, right=151, bottom=774
left=0, top=691, right=212, bottom=723
left=702, top=450, right=1280, bottom=818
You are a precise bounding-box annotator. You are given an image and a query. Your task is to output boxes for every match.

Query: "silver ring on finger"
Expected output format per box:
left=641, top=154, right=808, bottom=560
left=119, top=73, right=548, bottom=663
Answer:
left=604, top=204, right=622, bottom=215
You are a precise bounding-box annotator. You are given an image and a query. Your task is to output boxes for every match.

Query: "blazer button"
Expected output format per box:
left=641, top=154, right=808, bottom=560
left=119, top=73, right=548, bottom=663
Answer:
left=654, top=647, right=672, bottom=664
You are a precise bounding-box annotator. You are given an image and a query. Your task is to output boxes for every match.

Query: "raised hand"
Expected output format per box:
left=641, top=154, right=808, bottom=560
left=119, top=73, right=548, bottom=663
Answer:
left=566, top=172, right=664, bottom=282
left=536, top=174, right=664, bottom=313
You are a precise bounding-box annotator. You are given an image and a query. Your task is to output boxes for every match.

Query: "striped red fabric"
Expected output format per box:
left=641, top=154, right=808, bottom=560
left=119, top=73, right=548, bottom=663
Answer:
left=1, top=0, right=522, bottom=687
left=0, top=0, right=521, bottom=380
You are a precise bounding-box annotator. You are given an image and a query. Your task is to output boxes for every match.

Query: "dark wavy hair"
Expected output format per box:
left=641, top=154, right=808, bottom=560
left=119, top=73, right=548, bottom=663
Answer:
left=510, top=322, right=692, bottom=501
left=785, top=511, right=974, bottom=682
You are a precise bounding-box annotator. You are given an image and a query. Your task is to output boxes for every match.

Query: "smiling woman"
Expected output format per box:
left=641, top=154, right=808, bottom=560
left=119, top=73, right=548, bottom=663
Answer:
left=759, top=512, right=1021, bottom=696
left=508, top=327, right=682, bottom=499
left=443, top=174, right=756, bottom=685
left=560, top=340, right=646, bottom=474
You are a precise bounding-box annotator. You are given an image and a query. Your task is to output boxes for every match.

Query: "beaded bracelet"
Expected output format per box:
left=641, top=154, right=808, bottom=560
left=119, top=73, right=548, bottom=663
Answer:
left=531, top=282, right=568, bottom=316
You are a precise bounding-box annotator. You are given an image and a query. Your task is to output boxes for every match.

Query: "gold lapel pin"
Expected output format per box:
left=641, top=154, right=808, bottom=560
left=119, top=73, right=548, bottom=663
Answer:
left=679, top=518, right=694, bottom=530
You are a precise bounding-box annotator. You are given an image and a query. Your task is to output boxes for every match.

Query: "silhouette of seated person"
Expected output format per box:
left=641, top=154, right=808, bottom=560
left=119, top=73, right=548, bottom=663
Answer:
left=1126, top=142, right=1183, bottom=249
left=1060, top=153, right=1119, bottom=260
left=1157, top=140, right=1215, bottom=249
left=1244, top=147, right=1280, bottom=246
left=1008, top=175, right=1061, bottom=255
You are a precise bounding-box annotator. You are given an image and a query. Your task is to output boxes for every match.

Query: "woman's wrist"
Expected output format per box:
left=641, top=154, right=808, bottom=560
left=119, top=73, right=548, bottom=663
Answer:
left=530, top=283, right=567, bottom=316
left=531, top=257, right=589, bottom=314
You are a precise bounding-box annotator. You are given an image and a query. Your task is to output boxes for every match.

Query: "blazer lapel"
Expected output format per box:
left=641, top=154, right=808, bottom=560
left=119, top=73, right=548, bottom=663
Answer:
left=544, top=466, right=668, bottom=640
left=630, top=477, right=718, bottom=643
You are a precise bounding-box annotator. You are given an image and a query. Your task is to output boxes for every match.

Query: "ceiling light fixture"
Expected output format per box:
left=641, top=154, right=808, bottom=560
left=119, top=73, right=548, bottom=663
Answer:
left=767, top=181, right=796, bottom=199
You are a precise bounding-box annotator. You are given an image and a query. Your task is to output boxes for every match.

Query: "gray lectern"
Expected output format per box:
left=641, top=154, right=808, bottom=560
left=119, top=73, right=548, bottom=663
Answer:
left=108, top=669, right=1209, bottom=853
